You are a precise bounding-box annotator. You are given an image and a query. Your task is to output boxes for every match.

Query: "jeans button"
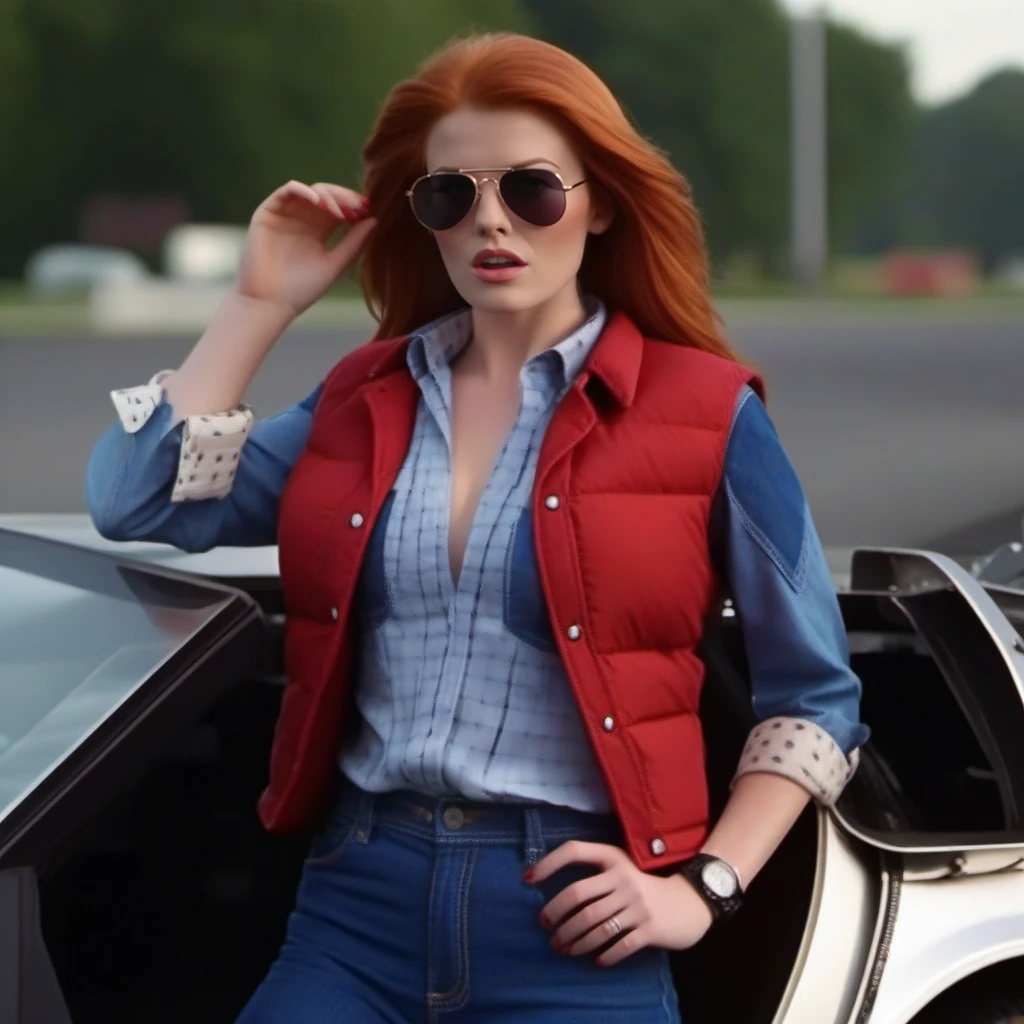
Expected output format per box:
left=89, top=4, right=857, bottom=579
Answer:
left=442, top=806, right=465, bottom=830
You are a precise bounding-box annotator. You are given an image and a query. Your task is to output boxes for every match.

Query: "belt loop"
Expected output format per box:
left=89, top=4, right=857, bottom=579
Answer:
left=354, top=788, right=376, bottom=845
left=523, top=807, right=546, bottom=868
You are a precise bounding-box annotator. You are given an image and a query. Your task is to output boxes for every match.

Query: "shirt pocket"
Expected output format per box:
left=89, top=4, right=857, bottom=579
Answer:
left=503, top=505, right=558, bottom=654
left=356, top=488, right=397, bottom=631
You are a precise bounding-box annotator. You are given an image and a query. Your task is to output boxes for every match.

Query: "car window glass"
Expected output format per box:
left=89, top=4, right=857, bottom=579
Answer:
left=0, top=541, right=230, bottom=829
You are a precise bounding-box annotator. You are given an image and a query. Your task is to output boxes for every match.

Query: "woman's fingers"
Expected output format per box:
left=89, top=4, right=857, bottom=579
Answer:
left=561, top=903, right=646, bottom=963
left=258, top=179, right=320, bottom=213
left=537, top=866, right=619, bottom=928
left=309, top=182, right=346, bottom=219
left=258, top=180, right=369, bottom=223
left=310, top=181, right=369, bottom=216
left=550, top=890, right=631, bottom=951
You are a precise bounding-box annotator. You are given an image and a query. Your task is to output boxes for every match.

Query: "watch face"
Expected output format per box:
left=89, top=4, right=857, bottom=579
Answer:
left=701, top=860, right=738, bottom=899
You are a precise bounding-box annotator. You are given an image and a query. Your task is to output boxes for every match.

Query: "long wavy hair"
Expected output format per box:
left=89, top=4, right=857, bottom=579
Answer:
left=359, top=33, right=741, bottom=363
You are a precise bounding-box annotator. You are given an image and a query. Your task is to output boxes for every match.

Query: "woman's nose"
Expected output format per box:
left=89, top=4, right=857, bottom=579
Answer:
left=473, top=178, right=511, bottom=234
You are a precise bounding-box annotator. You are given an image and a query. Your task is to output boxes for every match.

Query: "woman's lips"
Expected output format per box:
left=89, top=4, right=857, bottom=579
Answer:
left=472, top=263, right=526, bottom=283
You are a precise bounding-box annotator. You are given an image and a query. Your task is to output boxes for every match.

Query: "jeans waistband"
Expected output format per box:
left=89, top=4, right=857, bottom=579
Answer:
left=332, top=777, right=624, bottom=867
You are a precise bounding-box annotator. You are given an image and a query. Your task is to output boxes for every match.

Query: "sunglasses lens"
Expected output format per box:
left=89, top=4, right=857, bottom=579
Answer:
left=410, top=173, right=476, bottom=230
left=500, top=169, right=567, bottom=226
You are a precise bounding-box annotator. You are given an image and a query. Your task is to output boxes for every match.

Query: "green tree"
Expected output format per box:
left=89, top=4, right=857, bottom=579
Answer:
left=825, top=19, right=914, bottom=252
left=525, top=0, right=915, bottom=273
left=525, top=0, right=790, bottom=272
left=901, top=69, right=1024, bottom=269
left=0, top=0, right=532, bottom=276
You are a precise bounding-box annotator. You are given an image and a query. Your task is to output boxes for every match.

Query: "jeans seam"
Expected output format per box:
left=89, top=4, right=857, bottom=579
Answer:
left=303, top=812, right=359, bottom=867
left=456, top=846, right=476, bottom=1010
left=428, top=845, right=476, bottom=1011
left=372, top=816, right=613, bottom=845
left=660, top=951, right=681, bottom=1022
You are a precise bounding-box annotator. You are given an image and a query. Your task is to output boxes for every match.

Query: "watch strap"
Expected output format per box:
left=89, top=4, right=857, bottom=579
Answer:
left=677, top=853, right=744, bottom=921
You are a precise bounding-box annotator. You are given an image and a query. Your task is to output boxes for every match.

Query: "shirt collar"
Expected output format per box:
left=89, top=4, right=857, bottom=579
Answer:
left=406, top=296, right=608, bottom=391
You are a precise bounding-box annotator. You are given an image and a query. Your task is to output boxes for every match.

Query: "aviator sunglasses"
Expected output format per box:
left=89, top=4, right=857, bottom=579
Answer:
left=406, top=167, right=587, bottom=231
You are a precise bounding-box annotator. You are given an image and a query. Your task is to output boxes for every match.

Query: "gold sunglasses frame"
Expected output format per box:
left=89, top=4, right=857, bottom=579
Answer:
left=405, top=167, right=587, bottom=228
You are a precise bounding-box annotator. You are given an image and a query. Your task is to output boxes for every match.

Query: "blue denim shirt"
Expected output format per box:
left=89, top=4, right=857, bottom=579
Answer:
left=86, top=305, right=869, bottom=810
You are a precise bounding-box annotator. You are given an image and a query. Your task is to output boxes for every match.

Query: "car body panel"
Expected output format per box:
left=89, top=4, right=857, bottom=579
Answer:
left=868, top=864, right=1024, bottom=1023
left=774, top=809, right=883, bottom=1024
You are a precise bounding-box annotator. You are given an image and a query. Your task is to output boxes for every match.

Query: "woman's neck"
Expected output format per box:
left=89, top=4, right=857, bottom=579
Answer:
left=458, top=286, right=590, bottom=382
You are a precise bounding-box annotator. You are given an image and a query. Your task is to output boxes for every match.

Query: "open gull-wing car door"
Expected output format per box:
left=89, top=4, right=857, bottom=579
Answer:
left=835, top=547, right=1024, bottom=851
left=776, top=548, right=1024, bottom=1024
left=0, top=527, right=265, bottom=1024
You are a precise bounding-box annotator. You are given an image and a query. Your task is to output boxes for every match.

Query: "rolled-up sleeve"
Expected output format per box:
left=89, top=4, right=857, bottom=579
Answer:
left=710, top=386, right=870, bottom=805
left=85, top=372, right=322, bottom=554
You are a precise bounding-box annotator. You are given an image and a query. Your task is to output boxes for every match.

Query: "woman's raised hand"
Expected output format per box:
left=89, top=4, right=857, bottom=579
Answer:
left=234, top=180, right=378, bottom=320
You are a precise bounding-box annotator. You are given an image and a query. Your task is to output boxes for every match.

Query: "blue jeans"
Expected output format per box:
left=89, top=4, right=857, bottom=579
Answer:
left=236, top=779, right=682, bottom=1023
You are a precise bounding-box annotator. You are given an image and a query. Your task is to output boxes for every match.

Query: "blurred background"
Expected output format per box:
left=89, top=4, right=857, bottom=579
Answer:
left=0, top=0, right=1022, bottom=564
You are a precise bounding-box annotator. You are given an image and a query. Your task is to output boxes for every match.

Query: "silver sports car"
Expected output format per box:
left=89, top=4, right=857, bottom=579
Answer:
left=2, top=514, right=1023, bottom=1024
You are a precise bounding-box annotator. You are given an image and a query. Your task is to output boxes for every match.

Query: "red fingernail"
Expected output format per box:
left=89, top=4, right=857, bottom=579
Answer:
left=523, top=869, right=534, bottom=882
left=538, top=912, right=549, bottom=928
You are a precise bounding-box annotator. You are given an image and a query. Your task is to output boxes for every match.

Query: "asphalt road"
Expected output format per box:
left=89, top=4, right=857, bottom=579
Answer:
left=1, top=311, right=1022, bottom=556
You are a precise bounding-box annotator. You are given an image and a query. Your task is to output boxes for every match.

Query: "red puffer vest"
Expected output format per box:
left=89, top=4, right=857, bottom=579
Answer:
left=264, top=311, right=762, bottom=870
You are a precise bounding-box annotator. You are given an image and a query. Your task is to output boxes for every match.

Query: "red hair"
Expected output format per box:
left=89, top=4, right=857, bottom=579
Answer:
left=359, top=33, right=742, bottom=363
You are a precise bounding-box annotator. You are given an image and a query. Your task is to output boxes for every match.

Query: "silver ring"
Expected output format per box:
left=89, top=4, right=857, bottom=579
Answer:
left=605, top=916, right=622, bottom=937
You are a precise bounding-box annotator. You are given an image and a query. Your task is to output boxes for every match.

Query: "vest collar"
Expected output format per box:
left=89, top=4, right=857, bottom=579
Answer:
left=581, top=310, right=642, bottom=410
left=366, top=307, right=644, bottom=412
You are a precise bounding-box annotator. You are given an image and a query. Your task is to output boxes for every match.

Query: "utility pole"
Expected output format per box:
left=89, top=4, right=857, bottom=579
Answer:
left=790, top=10, right=829, bottom=290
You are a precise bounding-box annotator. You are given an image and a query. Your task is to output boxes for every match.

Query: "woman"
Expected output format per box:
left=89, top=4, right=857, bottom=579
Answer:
left=86, top=32, right=868, bottom=1024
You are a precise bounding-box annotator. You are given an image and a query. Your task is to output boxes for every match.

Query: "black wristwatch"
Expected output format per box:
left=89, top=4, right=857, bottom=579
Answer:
left=676, top=853, right=744, bottom=921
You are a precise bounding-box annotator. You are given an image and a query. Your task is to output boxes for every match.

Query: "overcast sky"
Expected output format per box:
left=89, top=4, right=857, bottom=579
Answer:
left=781, top=0, right=1024, bottom=104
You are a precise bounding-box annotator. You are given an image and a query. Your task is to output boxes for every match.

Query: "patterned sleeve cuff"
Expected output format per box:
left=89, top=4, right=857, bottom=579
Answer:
left=109, top=370, right=175, bottom=434
left=732, top=716, right=860, bottom=806
left=109, top=371, right=254, bottom=503
left=171, top=406, right=254, bottom=503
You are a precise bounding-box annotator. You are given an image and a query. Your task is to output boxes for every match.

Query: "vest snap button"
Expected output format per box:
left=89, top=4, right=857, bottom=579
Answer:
left=602, top=716, right=615, bottom=732
left=442, top=806, right=465, bottom=830
left=350, top=512, right=364, bottom=528
left=650, top=837, right=666, bottom=856
left=330, top=606, right=339, bottom=621
left=567, top=624, right=582, bottom=641
left=544, top=494, right=560, bottom=510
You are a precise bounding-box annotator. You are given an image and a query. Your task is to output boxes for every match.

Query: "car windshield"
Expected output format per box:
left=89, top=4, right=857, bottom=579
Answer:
left=0, top=531, right=232, bottom=831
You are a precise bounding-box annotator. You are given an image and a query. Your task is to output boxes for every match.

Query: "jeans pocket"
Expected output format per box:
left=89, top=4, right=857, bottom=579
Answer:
left=304, top=807, right=361, bottom=867
left=503, top=506, right=558, bottom=653
left=356, top=488, right=397, bottom=630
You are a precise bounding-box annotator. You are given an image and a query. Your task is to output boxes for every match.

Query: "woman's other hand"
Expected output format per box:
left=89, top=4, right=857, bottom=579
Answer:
left=236, top=180, right=378, bottom=320
left=527, top=841, right=714, bottom=967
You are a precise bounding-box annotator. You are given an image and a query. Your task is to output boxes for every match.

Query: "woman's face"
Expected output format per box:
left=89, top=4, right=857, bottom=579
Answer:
left=422, top=106, right=610, bottom=316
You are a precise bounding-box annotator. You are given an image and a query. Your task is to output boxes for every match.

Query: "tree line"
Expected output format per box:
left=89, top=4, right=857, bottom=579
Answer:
left=0, top=0, right=1020, bottom=279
